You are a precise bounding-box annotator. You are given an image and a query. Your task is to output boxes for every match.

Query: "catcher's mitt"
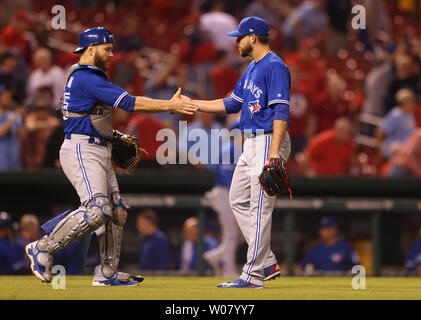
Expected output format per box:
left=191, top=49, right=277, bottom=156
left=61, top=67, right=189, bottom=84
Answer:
left=258, top=158, right=292, bottom=198
left=111, top=130, right=143, bottom=169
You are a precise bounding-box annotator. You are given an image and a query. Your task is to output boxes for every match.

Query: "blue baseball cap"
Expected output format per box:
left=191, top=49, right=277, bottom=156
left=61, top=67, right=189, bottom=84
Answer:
left=0, top=211, right=12, bottom=229
left=73, top=27, right=114, bottom=54
left=227, top=16, right=269, bottom=37
left=319, top=216, right=337, bottom=228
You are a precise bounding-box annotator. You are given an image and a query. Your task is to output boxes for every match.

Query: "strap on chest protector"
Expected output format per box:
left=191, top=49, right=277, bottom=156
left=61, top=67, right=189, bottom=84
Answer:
left=58, top=64, right=114, bottom=139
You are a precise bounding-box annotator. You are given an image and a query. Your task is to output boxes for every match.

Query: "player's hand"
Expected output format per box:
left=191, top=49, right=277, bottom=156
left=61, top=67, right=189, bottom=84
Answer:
left=169, top=87, right=198, bottom=115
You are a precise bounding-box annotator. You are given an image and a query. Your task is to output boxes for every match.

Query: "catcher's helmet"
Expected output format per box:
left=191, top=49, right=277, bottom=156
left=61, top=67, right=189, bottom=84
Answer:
left=0, top=211, right=12, bottom=229
left=73, top=27, right=114, bottom=54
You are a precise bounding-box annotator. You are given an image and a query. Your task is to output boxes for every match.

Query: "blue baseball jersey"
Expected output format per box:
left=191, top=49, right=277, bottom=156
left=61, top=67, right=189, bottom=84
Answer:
left=301, top=240, right=360, bottom=271
left=62, top=64, right=136, bottom=140
left=11, top=236, right=31, bottom=273
left=178, top=237, right=219, bottom=271
left=223, top=52, right=291, bottom=133
left=139, top=230, right=170, bottom=271
left=405, top=240, right=421, bottom=271
left=0, top=238, right=21, bottom=275
left=214, top=141, right=238, bottom=188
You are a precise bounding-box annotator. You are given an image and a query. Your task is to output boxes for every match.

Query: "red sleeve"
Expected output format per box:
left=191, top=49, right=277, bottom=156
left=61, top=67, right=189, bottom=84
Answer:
left=306, top=130, right=333, bottom=159
left=178, top=41, right=191, bottom=61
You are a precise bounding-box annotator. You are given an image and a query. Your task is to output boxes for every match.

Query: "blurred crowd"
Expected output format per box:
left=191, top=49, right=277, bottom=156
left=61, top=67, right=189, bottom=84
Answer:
left=3, top=208, right=421, bottom=276
left=0, top=207, right=224, bottom=276
left=0, top=0, right=420, bottom=178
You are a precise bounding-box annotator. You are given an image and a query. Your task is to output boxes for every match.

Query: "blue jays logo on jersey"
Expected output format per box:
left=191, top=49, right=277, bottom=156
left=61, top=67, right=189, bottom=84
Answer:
left=244, top=79, right=263, bottom=99
left=248, top=100, right=262, bottom=118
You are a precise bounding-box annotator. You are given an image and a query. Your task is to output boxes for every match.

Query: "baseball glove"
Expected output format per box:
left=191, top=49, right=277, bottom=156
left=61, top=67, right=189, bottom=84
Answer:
left=258, top=158, right=292, bottom=198
left=111, top=130, right=143, bottom=169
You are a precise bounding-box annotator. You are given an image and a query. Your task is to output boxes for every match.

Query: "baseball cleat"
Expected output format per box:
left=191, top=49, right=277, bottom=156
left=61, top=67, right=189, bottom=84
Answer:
left=263, top=263, right=281, bottom=281
left=217, top=278, right=263, bottom=289
left=117, top=272, right=144, bottom=284
left=92, top=277, right=140, bottom=287
left=25, top=241, right=52, bottom=283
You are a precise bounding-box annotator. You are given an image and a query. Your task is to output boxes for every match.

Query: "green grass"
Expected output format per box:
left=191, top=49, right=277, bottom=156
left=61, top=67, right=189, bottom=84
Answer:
left=1, top=276, right=421, bottom=300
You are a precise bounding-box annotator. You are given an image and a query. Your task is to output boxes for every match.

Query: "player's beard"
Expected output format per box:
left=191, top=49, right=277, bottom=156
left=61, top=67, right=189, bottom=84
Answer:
left=240, top=44, right=253, bottom=58
left=94, top=52, right=110, bottom=71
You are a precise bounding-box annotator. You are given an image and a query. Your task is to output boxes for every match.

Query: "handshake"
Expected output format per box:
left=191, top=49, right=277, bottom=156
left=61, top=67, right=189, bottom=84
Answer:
left=168, top=87, right=199, bottom=116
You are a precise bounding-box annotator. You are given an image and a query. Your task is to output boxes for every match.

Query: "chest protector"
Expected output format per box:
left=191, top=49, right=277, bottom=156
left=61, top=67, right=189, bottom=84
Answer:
left=58, top=64, right=113, bottom=139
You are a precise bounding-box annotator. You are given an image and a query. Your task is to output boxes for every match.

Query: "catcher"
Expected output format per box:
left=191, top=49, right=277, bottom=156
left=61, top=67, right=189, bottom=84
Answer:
left=25, top=27, right=198, bottom=286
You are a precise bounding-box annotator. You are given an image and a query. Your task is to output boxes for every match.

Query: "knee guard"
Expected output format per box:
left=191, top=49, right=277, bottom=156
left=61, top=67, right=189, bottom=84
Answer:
left=38, top=195, right=111, bottom=255
left=110, top=191, right=129, bottom=226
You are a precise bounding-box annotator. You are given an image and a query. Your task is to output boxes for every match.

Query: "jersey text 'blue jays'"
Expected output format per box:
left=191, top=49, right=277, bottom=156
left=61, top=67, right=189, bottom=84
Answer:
left=223, top=52, right=291, bottom=133
left=62, top=64, right=136, bottom=140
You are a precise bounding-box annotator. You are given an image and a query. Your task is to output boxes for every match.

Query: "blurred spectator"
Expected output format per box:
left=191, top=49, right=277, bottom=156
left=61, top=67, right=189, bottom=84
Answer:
left=12, top=214, right=40, bottom=274
left=282, top=0, right=328, bottom=51
left=125, top=113, right=165, bottom=167
left=209, top=49, right=240, bottom=99
left=384, top=54, right=421, bottom=113
left=298, top=117, right=355, bottom=176
left=33, top=86, right=55, bottom=111
left=388, top=129, right=421, bottom=178
left=285, top=39, right=325, bottom=152
left=325, top=0, right=352, bottom=55
left=41, top=121, right=65, bottom=169
left=0, top=10, right=31, bottom=60
left=203, top=120, right=242, bottom=277
left=26, top=47, right=65, bottom=108
left=0, top=211, right=20, bottom=275
left=136, top=209, right=170, bottom=272
left=35, top=91, right=60, bottom=169
left=150, top=12, right=216, bottom=93
left=0, top=1, right=31, bottom=29
left=288, top=89, right=316, bottom=156
left=179, top=112, right=223, bottom=171
left=355, top=0, right=392, bottom=51
left=244, top=0, right=286, bottom=29
left=360, top=44, right=395, bottom=136
left=0, top=51, right=27, bottom=105
left=299, top=217, right=360, bottom=274
left=114, top=15, right=145, bottom=52
left=178, top=217, right=218, bottom=273
left=312, top=70, right=353, bottom=134
left=285, top=38, right=326, bottom=118
left=405, top=228, right=421, bottom=274
left=199, top=0, right=238, bottom=64
left=376, top=88, right=417, bottom=159
left=20, top=98, right=60, bottom=169
left=146, top=12, right=217, bottom=127
left=109, top=37, right=144, bottom=95
left=0, top=87, right=25, bottom=171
